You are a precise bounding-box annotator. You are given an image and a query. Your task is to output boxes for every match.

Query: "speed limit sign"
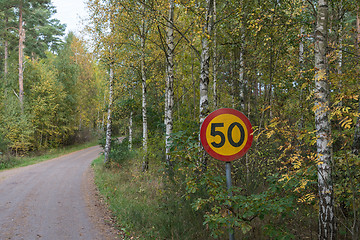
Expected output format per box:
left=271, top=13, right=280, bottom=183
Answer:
left=200, top=108, right=253, bottom=162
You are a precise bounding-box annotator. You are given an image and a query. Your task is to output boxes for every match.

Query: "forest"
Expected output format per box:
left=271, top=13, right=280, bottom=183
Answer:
left=1, top=0, right=360, bottom=239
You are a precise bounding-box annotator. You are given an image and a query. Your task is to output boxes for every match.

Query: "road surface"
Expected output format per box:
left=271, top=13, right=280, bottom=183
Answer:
left=0, top=146, right=119, bottom=240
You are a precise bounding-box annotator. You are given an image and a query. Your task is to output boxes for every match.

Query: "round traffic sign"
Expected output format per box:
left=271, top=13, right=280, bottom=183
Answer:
left=200, top=108, right=253, bottom=162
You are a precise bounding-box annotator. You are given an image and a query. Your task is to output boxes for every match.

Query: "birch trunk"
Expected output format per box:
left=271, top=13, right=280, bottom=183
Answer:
left=141, top=19, right=149, bottom=171
left=230, top=52, right=235, bottom=108
left=314, top=1, right=335, bottom=239
left=239, top=31, right=245, bottom=112
left=268, top=40, right=274, bottom=120
left=337, top=24, right=342, bottom=76
left=4, top=39, right=8, bottom=78
left=199, top=0, right=214, bottom=170
left=19, top=5, right=25, bottom=111
left=4, top=38, right=8, bottom=95
left=353, top=10, right=360, bottom=155
left=4, top=18, right=9, bottom=96
left=165, top=0, right=175, bottom=170
left=192, top=51, right=196, bottom=120
left=104, top=67, right=114, bottom=164
left=4, top=17, right=8, bottom=86
left=129, top=110, right=133, bottom=150
left=212, top=0, right=217, bottom=109
left=298, top=0, right=305, bottom=130
left=358, top=10, right=360, bottom=54
left=351, top=10, right=360, bottom=240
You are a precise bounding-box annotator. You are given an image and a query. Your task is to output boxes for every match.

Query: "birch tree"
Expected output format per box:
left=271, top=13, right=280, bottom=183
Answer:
left=199, top=0, right=214, bottom=170
left=353, top=9, right=360, bottom=155
left=18, top=3, right=25, bottom=110
left=298, top=0, right=305, bottom=130
left=239, top=24, right=245, bottom=112
left=104, top=66, right=114, bottom=164
left=314, top=0, right=335, bottom=238
left=140, top=7, right=149, bottom=171
left=3, top=15, right=9, bottom=91
left=212, top=0, right=218, bottom=109
left=164, top=0, right=175, bottom=171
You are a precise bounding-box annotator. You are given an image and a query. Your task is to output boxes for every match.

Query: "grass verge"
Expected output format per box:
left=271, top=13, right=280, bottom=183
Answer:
left=92, top=155, right=208, bottom=240
left=0, top=140, right=98, bottom=170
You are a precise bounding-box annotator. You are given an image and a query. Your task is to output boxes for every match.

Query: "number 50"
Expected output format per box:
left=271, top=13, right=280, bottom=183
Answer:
left=210, top=122, right=245, bottom=148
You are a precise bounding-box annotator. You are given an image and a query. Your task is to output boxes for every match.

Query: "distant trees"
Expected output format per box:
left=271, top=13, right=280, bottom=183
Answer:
left=0, top=0, right=106, bottom=153
left=0, top=0, right=65, bottom=109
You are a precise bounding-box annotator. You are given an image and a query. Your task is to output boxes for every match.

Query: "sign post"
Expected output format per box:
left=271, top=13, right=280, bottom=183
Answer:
left=200, top=108, right=253, bottom=240
left=225, top=161, right=234, bottom=240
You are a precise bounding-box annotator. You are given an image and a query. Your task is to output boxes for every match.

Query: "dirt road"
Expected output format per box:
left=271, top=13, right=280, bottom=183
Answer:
left=0, top=146, right=119, bottom=240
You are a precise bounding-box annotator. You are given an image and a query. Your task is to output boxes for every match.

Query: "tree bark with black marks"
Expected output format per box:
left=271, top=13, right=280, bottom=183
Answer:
left=212, top=0, right=218, bottom=109
left=314, top=0, right=335, bottom=239
left=165, top=0, right=175, bottom=173
left=199, top=0, right=214, bottom=171
left=104, top=67, right=114, bottom=164
left=141, top=12, right=149, bottom=172
left=353, top=9, right=360, bottom=156
left=18, top=4, right=25, bottom=111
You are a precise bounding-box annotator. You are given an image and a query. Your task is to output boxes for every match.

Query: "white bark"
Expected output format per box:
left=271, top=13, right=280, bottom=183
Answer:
left=358, top=10, right=360, bottom=55
left=18, top=5, right=25, bottom=111
left=199, top=0, right=214, bottom=170
left=129, top=110, right=133, bottom=150
left=352, top=11, right=360, bottom=239
left=4, top=17, right=8, bottom=84
left=239, top=0, right=246, bottom=112
left=298, top=0, right=305, bottom=130
left=165, top=0, right=175, bottom=169
left=231, top=52, right=235, bottom=108
left=314, top=1, right=335, bottom=239
left=239, top=31, right=245, bottom=112
left=199, top=0, right=214, bottom=125
left=354, top=11, right=360, bottom=155
left=141, top=17, right=149, bottom=171
left=212, top=0, right=217, bottom=109
left=299, top=27, right=304, bottom=74
left=337, top=25, right=342, bottom=76
left=104, top=67, right=114, bottom=164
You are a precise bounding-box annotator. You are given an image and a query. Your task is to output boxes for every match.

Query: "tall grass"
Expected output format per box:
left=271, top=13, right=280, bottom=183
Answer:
left=92, top=155, right=210, bottom=240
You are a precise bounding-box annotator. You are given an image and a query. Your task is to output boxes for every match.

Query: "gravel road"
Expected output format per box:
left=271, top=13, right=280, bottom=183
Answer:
left=0, top=146, right=119, bottom=240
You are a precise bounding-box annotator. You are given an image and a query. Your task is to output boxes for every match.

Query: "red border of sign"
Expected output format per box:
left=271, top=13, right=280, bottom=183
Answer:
left=200, top=108, right=253, bottom=162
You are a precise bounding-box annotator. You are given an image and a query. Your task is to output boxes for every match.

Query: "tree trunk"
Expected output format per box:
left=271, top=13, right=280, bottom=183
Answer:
left=129, top=110, right=133, bottom=150
left=230, top=52, right=235, bottom=108
left=192, top=51, right=196, bottom=120
left=19, top=5, right=25, bottom=111
left=298, top=1, right=305, bottom=130
left=4, top=17, right=8, bottom=87
left=353, top=9, right=360, bottom=155
left=314, top=1, right=335, bottom=239
left=104, top=67, right=114, bottom=164
left=239, top=31, right=245, bottom=112
left=358, top=10, right=360, bottom=54
left=268, top=39, right=274, bottom=120
left=337, top=24, right=342, bottom=76
left=141, top=19, right=149, bottom=172
left=199, top=0, right=214, bottom=171
left=165, top=0, right=175, bottom=172
left=212, top=0, right=217, bottom=109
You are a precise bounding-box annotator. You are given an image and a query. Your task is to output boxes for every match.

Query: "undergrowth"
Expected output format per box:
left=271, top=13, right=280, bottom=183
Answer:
left=92, top=154, right=210, bottom=240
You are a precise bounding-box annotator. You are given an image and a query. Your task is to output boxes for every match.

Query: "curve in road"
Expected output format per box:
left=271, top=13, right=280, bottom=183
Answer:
left=0, top=146, right=118, bottom=240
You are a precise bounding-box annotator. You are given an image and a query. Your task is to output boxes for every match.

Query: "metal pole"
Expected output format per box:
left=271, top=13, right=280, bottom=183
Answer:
left=226, top=162, right=235, bottom=240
